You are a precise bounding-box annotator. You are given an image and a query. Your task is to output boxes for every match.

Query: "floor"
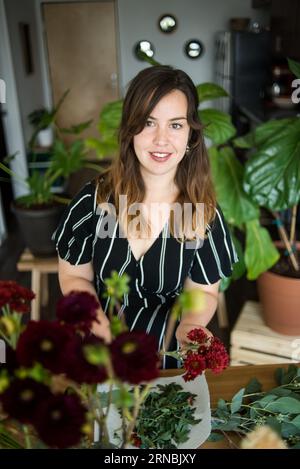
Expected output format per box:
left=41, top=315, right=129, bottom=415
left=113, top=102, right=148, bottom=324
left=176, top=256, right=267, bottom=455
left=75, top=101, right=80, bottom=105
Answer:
left=0, top=215, right=259, bottom=350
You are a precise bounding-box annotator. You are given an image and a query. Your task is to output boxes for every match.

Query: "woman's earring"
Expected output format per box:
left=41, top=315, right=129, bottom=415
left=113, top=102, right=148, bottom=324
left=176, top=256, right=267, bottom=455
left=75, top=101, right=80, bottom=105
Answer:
left=185, top=145, right=190, bottom=154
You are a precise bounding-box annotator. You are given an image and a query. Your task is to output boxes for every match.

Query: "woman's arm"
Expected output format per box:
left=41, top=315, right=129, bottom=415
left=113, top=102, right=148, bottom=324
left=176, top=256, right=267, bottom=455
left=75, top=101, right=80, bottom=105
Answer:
left=175, top=277, right=220, bottom=346
left=58, top=257, right=111, bottom=342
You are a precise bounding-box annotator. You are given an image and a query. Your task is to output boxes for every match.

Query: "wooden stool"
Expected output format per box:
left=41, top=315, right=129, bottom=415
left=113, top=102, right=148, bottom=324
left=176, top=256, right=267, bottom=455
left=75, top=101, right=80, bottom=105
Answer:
left=17, top=250, right=58, bottom=321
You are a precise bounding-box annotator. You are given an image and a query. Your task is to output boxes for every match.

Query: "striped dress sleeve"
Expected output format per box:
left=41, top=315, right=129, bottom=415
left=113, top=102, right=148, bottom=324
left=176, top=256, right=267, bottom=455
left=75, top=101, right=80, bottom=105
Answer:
left=53, top=182, right=96, bottom=265
left=188, top=205, right=238, bottom=285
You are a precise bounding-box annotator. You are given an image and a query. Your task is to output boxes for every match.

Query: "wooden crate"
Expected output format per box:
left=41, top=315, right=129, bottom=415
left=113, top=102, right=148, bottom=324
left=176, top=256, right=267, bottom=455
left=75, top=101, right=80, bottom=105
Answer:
left=230, top=301, right=300, bottom=366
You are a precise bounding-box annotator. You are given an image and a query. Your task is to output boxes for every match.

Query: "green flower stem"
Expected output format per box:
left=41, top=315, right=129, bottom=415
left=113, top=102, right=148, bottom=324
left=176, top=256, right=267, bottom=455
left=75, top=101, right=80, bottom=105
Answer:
left=2, top=305, right=10, bottom=316
left=22, top=425, right=31, bottom=449
left=123, top=383, right=151, bottom=448
left=92, top=388, right=110, bottom=445
left=102, top=353, right=115, bottom=424
left=161, top=350, right=181, bottom=360
left=0, top=329, right=11, bottom=347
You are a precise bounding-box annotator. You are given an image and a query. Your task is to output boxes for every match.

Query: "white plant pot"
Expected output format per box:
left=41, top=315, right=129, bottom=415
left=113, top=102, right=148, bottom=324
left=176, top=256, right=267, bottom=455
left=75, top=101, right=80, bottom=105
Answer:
left=37, top=127, right=54, bottom=147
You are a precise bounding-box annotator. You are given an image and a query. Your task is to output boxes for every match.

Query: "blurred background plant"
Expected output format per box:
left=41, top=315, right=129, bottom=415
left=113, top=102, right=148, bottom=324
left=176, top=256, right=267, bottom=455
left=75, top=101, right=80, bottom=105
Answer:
left=0, top=89, right=100, bottom=208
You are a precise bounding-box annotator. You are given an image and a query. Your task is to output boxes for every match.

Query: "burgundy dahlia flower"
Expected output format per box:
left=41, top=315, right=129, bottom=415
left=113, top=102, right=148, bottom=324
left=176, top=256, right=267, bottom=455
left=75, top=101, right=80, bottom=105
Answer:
left=33, top=393, right=87, bottom=448
left=0, top=377, right=52, bottom=424
left=16, top=320, right=73, bottom=374
left=64, top=334, right=108, bottom=384
left=56, top=291, right=99, bottom=332
left=110, top=331, right=159, bottom=384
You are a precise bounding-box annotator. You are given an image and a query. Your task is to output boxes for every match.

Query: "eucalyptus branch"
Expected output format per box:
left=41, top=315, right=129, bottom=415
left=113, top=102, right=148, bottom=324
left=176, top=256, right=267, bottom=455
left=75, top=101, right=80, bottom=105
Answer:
left=220, top=429, right=240, bottom=449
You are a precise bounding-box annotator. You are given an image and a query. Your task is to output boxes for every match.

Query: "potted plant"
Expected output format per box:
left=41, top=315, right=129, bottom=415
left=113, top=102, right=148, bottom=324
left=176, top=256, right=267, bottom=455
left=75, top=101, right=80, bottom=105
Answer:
left=0, top=104, right=100, bottom=256
left=27, top=90, right=70, bottom=149
left=28, top=108, right=54, bottom=148
left=208, top=58, right=299, bottom=335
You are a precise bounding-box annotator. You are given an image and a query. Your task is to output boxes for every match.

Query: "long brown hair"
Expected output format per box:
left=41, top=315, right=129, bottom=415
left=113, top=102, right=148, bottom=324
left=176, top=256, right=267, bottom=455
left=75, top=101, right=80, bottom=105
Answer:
left=96, top=65, right=216, bottom=241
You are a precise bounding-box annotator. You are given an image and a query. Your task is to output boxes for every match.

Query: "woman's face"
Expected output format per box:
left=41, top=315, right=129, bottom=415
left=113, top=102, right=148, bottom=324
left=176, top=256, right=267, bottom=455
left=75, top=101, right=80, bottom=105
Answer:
left=133, top=89, right=190, bottom=179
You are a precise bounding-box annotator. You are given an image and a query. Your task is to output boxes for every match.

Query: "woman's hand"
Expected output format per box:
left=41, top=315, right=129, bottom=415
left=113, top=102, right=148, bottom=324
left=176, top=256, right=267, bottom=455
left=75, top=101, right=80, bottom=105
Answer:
left=91, top=309, right=112, bottom=344
left=175, top=322, right=213, bottom=349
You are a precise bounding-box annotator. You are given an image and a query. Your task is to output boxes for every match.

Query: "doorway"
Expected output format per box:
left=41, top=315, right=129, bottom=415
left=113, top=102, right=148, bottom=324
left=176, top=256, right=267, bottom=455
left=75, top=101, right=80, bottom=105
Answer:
left=42, top=1, right=120, bottom=148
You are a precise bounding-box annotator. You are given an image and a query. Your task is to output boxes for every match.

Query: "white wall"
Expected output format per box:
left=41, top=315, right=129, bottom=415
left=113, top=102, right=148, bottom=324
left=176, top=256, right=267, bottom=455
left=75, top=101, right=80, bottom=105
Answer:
left=117, top=0, right=270, bottom=92
left=4, top=0, right=46, bottom=144
left=0, top=0, right=29, bottom=201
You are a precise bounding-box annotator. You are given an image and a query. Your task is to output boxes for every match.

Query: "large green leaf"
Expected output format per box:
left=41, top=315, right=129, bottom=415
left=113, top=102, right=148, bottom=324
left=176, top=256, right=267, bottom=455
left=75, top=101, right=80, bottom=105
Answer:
left=85, top=137, right=119, bottom=159
left=234, top=118, right=294, bottom=149
left=230, top=388, right=245, bottom=414
left=288, top=58, right=300, bottom=79
left=199, top=109, right=236, bottom=145
left=244, top=117, right=300, bottom=210
left=98, top=99, right=123, bottom=137
left=231, top=234, right=246, bottom=280
left=196, top=83, right=228, bottom=103
left=245, top=219, right=280, bottom=280
left=209, top=146, right=259, bottom=225
left=267, top=397, right=300, bottom=414
left=51, top=139, right=85, bottom=177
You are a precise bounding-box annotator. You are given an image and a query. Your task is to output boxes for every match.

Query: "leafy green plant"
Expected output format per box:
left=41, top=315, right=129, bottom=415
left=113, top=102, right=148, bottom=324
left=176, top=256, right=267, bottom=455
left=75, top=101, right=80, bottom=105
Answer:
left=132, top=383, right=201, bottom=449
left=28, top=90, right=69, bottom=149
left=0, top=92, right=100, bottom=207
left=209, top=365, right=300, bottom=448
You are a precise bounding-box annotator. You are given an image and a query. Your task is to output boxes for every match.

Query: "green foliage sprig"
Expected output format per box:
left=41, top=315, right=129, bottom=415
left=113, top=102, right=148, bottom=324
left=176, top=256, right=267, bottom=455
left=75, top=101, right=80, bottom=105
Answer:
left=209, top=365, right=300, bottom=448
left=134, top=383, right=201, bottom=449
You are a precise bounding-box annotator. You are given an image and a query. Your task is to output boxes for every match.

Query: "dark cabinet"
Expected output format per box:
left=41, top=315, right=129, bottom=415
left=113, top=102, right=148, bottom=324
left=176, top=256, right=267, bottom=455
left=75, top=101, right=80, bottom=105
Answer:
left=271, top=0, right=300, bottom=60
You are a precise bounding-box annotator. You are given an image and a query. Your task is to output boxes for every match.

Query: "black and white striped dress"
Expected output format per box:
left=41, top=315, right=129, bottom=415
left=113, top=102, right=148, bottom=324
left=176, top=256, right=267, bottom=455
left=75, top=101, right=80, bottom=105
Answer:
left=54, top=181, right=238, bottom=368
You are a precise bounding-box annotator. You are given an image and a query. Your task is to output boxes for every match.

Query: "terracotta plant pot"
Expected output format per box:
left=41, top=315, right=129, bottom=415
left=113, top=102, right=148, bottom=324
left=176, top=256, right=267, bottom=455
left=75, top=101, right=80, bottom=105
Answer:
left=257, top=242, right=300, bottom=335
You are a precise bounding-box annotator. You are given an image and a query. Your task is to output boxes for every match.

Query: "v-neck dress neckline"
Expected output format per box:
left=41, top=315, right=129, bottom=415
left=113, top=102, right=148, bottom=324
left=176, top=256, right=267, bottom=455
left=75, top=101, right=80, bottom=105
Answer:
left=124, top=219, right=170, bottom=264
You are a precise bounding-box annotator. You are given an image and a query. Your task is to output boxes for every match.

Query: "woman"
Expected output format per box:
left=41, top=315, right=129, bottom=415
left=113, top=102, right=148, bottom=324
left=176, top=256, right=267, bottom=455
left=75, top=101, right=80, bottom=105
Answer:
left=54, top=65, right=238, bottom=368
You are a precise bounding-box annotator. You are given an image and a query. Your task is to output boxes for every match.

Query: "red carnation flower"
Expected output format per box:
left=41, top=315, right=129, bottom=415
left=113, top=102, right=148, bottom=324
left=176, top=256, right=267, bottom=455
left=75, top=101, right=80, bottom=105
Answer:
left=0, top=377, right=52, bottom=424
left=0, top=281, right=35, bottom=313
left=205, top=337, right=229, bottom=374
left=187, top=327, right=209, bottom=345
left=182, top=351, right=206, bottom=382
left=16, top=320, right=73, bottom=374
left=33, top=393, right=87, bottom=448
left=110, top=331, right=159, bottom=384
left=56, top=291, right=99, bottom=333
left=131, top=432, right=142, bottom=448
left=64, top=334, right=108, bottom=384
